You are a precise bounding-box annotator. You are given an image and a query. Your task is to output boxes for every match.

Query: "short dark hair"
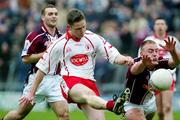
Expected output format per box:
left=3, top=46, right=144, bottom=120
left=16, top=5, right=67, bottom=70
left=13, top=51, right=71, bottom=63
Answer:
left=154, top=17, right=167, bottom=24
left=140, top=40, right=156, bottom=51
left=67, top=9, right=85, bottom=26
left=41, top=4, right=57, bottom=15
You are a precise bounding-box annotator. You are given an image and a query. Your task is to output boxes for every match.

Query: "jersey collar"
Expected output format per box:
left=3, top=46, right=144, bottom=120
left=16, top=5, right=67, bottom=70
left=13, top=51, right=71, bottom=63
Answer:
left=153, top=33, right=168, bottom=39
left=65, top=30, right=81, bottom=42
left=41, top=23, right=61, bottom=37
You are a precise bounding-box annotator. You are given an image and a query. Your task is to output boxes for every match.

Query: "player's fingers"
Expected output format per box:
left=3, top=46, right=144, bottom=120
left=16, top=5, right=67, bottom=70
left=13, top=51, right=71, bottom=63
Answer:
left=19, top=97, right=27, bottom=105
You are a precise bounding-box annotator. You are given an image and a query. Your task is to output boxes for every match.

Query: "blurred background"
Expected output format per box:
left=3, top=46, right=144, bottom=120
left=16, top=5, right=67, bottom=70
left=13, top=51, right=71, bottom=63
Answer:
left=0, top=0, right=180, bottom=111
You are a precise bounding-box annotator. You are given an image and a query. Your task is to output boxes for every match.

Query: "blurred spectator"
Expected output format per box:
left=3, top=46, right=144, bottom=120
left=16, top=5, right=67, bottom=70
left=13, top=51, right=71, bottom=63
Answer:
left=0, top=42, right=11, bottom=86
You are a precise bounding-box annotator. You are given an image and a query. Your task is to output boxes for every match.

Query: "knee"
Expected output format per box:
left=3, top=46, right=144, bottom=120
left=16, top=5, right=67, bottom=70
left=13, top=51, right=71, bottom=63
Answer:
left=57, top=109, right=69, bottom=120
left=163, top=105, right=172, bottom=113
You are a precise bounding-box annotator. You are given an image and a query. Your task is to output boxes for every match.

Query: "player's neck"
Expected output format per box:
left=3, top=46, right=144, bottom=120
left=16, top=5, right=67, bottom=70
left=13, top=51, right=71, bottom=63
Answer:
left=155, top=32, right=166, bottom=39
left=47, top=27, right=56, bottom=36
left=44, top=24, right=56, bottom=36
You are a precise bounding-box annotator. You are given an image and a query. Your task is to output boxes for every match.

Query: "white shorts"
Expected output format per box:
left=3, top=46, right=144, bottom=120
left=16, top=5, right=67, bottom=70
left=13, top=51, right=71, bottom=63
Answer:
left=23, top=74, right=65, bottom=103
left=124, top=95, right=156, bottom=116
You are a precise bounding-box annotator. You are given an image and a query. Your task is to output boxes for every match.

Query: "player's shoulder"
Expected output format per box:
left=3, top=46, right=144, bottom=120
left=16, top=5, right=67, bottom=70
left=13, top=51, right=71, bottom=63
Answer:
left=26, top=28, right=45, bottom=42
left=84, top=30, right=104, bottom=40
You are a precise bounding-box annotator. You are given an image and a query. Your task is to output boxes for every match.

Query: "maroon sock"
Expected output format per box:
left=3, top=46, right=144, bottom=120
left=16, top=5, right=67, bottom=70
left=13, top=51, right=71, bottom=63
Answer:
left=106, top=100, right=114, bottom=111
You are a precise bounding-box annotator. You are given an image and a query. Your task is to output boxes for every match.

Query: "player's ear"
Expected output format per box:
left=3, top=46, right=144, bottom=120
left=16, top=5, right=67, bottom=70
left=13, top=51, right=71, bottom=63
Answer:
left=140, top=52, right=144, bottom=57
left=41, top=15, right=45, bottom=21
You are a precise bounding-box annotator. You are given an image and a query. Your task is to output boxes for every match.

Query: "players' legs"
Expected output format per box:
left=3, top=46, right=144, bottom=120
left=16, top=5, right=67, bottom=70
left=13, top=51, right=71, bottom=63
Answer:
left=156, top=90, right=173, bottom=120
left=125, top=108, right=146, bottom=120
left=156, top=92, right=164, bottom=120
left=162, top=90, right=173, bottom=120
left=81, top=104, right=105, bottom=120
left=3, top=103, right=34, bottom=120
left=49, top=100, right=69, bottom=120
left=69, top=84, right=107, bottom=110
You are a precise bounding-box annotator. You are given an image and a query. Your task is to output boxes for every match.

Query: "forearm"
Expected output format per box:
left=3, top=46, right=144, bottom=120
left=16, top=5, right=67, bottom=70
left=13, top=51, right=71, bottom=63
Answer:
left=131, top=60, right=146, bottom=75
left=30, top=69, right=45, bottom=95
left=22, top=52, right=44, bottom=64
left=114, top=54, right=129, bottom=65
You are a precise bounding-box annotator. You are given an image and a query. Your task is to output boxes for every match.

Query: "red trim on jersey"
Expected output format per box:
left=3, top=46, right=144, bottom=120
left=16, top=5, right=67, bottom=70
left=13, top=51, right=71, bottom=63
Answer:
left=84, top=36, right=95, bottom=49
left=98, top=35, right=110, bottom=61
left=65, top=30, right=81, bottom=42
left=153, top=33, right=168, bottom=39
left=63, top=40, right=70, bottom=76
left=46, top=37, right=65, bottom=74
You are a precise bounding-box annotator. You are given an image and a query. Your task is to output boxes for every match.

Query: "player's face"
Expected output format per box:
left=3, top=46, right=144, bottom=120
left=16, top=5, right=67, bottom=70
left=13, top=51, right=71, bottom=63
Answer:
left=154, top=19, right=167, bottom=35
left=42, top=8, right=58, bottom=28
left=141, top=43, right=159, bottom=65
left=70, top=19, right=86, bottom=39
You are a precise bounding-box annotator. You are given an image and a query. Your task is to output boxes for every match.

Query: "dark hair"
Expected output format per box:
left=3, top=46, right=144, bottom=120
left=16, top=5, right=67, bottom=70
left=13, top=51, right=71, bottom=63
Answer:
left=67, top=9, right=85, bottom=26
left=140, top=40, right=156, bottom=51
left=41, top=4, right=57, bottom=15
left=154, top=17, right=167, bottom=24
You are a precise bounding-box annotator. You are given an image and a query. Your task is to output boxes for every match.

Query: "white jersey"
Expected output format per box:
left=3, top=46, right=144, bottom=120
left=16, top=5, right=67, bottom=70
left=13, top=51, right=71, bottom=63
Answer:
left=144, top=34, right=180, bottom=80
left=36, top=30, right=120, bottom=81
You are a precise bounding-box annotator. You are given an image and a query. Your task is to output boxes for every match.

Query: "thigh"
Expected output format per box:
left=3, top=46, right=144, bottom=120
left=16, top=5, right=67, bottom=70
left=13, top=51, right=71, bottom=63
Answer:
left=162, top=90, right=173, bottom=108
left=155, top=93, right=163, bottom=112
left=125, top=108, right=146, bottom=120
left=81, top=104, right=105, bottom=120
left=69, top=84, right=95, bottom=103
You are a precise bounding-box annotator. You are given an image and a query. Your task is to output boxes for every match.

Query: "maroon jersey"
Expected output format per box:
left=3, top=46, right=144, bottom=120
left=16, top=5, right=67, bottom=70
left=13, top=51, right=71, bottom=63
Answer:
left=21, top=24, right=62, bottom=78
left=125, top=57, right=173, bottom=105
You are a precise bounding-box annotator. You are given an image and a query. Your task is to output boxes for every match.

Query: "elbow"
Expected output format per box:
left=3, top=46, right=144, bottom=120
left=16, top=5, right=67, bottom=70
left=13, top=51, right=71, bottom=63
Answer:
left=22, top=57, right=30, bottom=64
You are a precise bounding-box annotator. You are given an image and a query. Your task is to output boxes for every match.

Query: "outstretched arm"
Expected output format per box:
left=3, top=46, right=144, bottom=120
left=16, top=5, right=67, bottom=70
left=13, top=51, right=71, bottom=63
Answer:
left=130, top=55, right=152, bottom=75
left=160, top=37, right=179, bottom=68
left=114, top=54, right=134, bottom=66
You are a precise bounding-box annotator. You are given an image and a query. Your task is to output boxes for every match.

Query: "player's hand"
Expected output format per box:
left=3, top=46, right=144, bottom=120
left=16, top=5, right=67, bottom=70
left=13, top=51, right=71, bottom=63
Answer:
left=160, top=37, right=176, bottom=53
left=19, top=92, right=34, bottom=106
left=124, top=56, right=134, bottom=66
left=142, top=54, right=158, bottom=65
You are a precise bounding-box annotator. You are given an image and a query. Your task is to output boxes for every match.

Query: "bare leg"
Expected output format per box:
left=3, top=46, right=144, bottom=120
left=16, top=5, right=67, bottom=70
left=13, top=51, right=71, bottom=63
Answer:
left=69, top=84, right=107, bottom=109
left=125, top=108, right=146, bottom=120
left=49, top=100, right=69, bottom=120
left=3, top=103, right=34, bottom=120
left=156, top=93, right=164, bottom=120
left=162, top=90, right=173, bottom=120
left=81, top=104, right=105, bottom=120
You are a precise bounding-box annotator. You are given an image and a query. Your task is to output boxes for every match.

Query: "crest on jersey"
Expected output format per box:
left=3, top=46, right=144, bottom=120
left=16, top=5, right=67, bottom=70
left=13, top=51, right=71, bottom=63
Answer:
left=66, top=47, right=72, bottom=53
left=70, top=54, right=89, bottom=66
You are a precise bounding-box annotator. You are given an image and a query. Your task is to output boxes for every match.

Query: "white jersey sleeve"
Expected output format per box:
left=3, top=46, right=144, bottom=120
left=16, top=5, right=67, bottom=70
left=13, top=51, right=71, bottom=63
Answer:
left=93, top=34, right=120, bottom=64
left=36, top=40, right=62, bottom=75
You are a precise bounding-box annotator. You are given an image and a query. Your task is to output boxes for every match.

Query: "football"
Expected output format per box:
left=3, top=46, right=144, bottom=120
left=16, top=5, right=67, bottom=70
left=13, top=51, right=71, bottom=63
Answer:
left=149, top=68, right=173, bottom=91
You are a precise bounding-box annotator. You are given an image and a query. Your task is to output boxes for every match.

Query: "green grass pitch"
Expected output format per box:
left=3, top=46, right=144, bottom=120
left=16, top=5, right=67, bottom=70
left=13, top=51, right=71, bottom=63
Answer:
left=0, top=110, right=180, bottom=120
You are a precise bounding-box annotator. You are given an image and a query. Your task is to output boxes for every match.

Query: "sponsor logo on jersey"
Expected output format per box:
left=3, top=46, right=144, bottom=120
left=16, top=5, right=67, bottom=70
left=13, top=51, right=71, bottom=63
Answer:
left=70, top=54, right=89, bottom=66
